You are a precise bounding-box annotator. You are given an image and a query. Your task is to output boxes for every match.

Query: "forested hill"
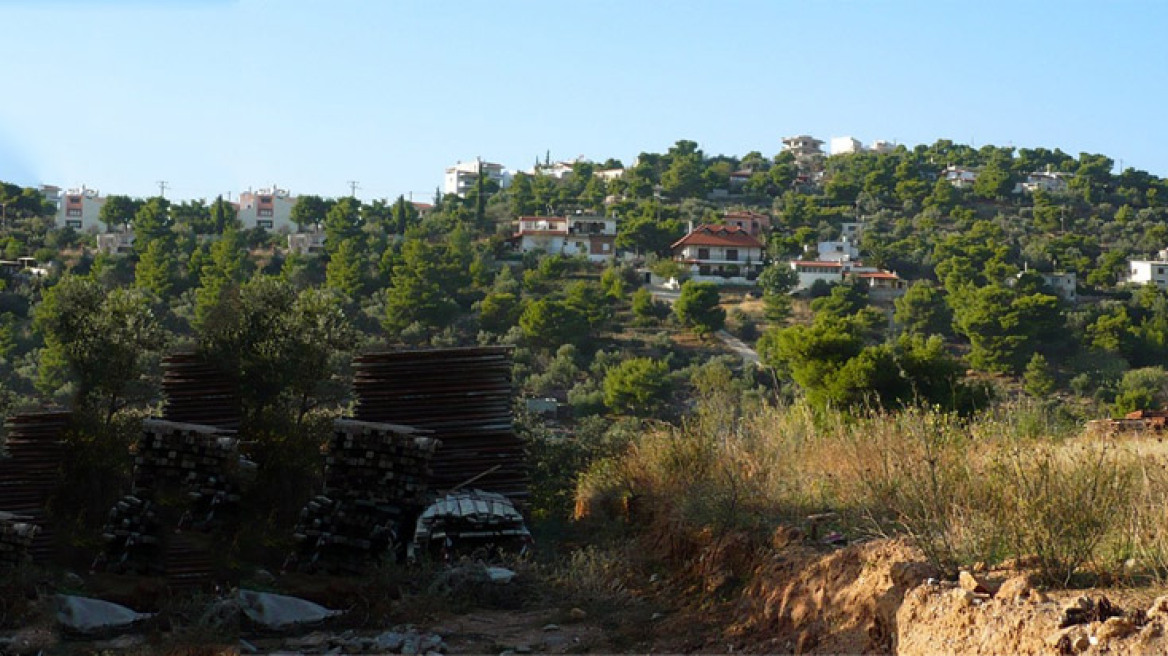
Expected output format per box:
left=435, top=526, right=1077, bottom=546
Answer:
left=1, top=138, right=1168, bottom=430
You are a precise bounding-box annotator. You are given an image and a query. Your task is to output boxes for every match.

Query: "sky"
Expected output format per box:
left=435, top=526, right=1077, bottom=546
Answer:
left=1, top=0, right=1166, bottom=202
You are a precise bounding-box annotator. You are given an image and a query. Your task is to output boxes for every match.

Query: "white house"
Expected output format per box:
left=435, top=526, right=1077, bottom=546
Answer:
left=854, top=271, right=908, bottom=301
left=1021, top=270, right=1077, bottom=302
left=670, top=225, right=764, bottom=285
left=830, top=136, right=863, bottom=156
left=841, top=221, right=865, bottom=241
left=56, top=186, right=106, bottom=232
left=815, top=239, right=861, bottom=262
left=1127, top=255, right=1168, bottom=289
left=943, top=165, right=979, bottom=188
left=445, top=159, right=510, bottom=197
left=512, top=214, right=617, bottom=263
left=593, top=168, right=625, bottom=181
left=96, top=229, right=135, bottom=256
left=1015, top=171, right=1072, bottom=194
left=723, top=210, right=768, bottom=236
left=782, top=135, right=825, bottom=170
left=288, top=230, right=327, bottom=256
left=789, top=259, right=879, bottom=292
left=238, top=186, right=296, bottom=232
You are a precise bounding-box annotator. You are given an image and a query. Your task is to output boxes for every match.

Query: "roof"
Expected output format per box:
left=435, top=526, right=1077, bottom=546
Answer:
left=856, top=272, right=900, bottom=280
left=792, top=261, right=844, bottom=268
left=671, top=225, right=764, bottom=250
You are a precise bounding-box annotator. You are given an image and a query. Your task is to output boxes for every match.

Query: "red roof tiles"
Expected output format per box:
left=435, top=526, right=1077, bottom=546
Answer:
left=671, top=225, right=764, bottom=250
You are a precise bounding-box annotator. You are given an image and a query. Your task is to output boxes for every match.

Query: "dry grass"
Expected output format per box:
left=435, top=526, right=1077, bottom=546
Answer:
left=575, top=401, right=1168, bottom=587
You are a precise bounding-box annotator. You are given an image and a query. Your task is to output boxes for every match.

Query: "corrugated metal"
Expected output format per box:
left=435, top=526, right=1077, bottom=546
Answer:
left=351, top=347, right=528, bottom=501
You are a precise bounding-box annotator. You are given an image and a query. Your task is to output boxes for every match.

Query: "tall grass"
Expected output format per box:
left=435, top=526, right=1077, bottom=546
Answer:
left=575, top=399, right=1168, bottom=586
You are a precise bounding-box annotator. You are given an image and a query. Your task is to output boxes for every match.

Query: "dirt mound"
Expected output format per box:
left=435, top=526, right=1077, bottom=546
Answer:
left=729, top=537, right=937, bottom=654
left=897, top=585, right=1168, bottom=656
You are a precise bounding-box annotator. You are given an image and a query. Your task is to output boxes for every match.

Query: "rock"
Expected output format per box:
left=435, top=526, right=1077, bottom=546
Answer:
left=994, top=574, right=1033, bottom=601
left=771, top=525, right=803, bottom=549
left=486, top=566, right=516, bottom=584
left=420, top=634, right=445, bottom=652
left=651, top=612, right=664, bottom=621
left=1, top=627, right=58, bottom=655
left=93, top=634, right=146, bottom=649
left=285, top=632, right=330, bottom=649
left=253, top=569, right=277, bottom=585
left=61, top=572, right=85, bottom=589
left=374, top=631, right=406, bottom=652
left=542, top=623, right=560, bottom=631
left=239, top=590, right=343, bottom=630
left=55, top=595, right=155, bottom=634
left=1032, top=589, right=1050, bottom=603
left=1148, top=595, right=1168, bottom=619
left=240, top=638, right=259, bottom=654
left=948, top=587, right=976, bottom=608
left=402, top=634, right=422, bottom=655
left=1096, top=616, right=1136, bottom=642
left=1139, top=621, right=1164, bottom=642
left=515, top=645, right=532, bottom=654
left=569, top=607, right=587, bottom=621
left=958, top=570, right=989, bottom=594
left=1047, top=626, right=1089, bottom=653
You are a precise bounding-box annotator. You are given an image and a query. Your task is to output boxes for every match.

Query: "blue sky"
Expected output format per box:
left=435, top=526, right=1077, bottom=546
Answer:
left=1, top=1, right=1165, bottom=201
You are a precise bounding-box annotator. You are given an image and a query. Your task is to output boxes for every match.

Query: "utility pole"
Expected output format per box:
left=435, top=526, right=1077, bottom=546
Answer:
left=156, top=180, right=169, bottom=198
left=347, top=180, right=359, bottom=197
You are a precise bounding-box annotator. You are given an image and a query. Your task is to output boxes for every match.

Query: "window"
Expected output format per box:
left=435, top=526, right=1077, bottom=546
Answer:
left=66, top=220, right=82, bottom=229
left=258, top=208, right=273, bottom=217
left=699, top=265, right=710, bottom=275
left=697, top=248, right=710, bottom=260
left=257, top=220, right=273, bottom=230
left=66, top=208, right=82, bottom=217
left=726, top=249, right=738, bottom=261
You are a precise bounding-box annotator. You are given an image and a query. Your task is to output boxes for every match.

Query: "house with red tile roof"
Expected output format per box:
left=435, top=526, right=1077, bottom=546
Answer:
left=671, top=224, right=764, bottom=285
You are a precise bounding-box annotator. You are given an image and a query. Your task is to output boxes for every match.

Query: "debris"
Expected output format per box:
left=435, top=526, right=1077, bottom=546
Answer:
left=569, top=607, right=588, bottom=621
left=821, top=531, right=846, bottom=547
left=410, top=489, right=531, bottom=561
left=55, top=595, right=154, bottom=634
left=238, top=590, right=343, bottom=630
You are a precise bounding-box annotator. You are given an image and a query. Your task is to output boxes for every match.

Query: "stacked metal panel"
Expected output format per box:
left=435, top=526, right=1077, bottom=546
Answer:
left=292, top=420, right=439, bottom=572
left=0, top=411, right=70, bottom=564
left=160, top=352, right=241, bottom=430
left=99, top=419, right=238, bottom=585
left=351, top=347, right=528, bottom=501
